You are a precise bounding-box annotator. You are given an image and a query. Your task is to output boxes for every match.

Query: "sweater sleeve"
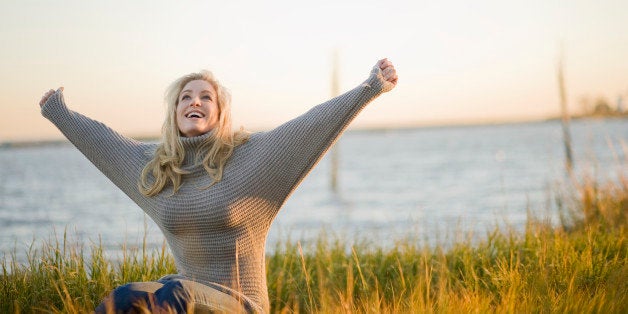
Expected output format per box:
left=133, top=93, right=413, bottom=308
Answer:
left=41, top=91, right=151, bottom=203
left=251, top=65, right=389, bottom=206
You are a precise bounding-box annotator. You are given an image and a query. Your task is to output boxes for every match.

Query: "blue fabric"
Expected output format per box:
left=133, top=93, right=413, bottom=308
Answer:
left=95, top=277, right=257, bottom=313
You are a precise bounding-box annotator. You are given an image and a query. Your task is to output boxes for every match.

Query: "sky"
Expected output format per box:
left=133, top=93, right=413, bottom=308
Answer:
left=0, top=0, right=627, bottom=142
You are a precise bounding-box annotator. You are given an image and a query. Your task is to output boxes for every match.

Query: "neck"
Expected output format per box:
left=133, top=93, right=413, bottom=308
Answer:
left=179, top=131, right=213, bottom=165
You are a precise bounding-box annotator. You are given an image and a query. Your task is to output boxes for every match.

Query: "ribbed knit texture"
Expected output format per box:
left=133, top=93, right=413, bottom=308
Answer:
left=42, top=66, right=389, bottom=312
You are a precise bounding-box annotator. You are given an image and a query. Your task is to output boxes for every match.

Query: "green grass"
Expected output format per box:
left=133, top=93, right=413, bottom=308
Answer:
left=2, top=176, right=626, bottom=313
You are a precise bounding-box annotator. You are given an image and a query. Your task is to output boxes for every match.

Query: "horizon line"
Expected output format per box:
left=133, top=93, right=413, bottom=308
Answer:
left=3, top=115, right=624, bottom=147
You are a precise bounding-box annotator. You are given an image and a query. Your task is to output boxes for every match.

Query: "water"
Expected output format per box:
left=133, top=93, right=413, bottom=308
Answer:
left=1, top=119, right=626, bottom=261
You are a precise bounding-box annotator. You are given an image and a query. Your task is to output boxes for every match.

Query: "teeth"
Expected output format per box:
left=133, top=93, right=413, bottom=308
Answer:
left=187, top=112, right=203, bottom=118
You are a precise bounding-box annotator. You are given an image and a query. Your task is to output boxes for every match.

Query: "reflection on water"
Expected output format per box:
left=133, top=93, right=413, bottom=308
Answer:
left=1, top=119, right=626, bottom=261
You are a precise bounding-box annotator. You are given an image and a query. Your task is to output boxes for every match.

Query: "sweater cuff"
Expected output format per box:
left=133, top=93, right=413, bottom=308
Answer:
left=41, top=90, right=69, bottom=121
left=363, top=64, right=392, bottom=94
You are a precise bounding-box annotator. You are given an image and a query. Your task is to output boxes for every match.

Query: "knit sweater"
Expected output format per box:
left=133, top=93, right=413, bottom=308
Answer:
left=42, top=66, right=389, bottom=312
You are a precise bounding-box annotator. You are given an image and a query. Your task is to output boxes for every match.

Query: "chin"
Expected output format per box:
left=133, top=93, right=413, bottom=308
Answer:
left=182, top=127, right=211, bottom=137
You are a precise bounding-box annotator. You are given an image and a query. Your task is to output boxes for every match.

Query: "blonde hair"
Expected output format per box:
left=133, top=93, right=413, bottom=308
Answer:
left=139, top=70, right=249, bottom=196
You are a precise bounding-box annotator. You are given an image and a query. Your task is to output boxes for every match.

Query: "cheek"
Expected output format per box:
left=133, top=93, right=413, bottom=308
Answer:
left=175, top=103, right=187, bottom=117
left=175, top=106, right=186, bottom=127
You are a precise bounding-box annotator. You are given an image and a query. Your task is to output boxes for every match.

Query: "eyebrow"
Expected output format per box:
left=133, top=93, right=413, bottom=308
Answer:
left=180, top=89, right=215, bottom=96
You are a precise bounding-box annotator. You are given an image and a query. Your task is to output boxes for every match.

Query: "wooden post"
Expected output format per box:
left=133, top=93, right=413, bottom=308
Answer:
left=557, top=49, right=574, bottom=174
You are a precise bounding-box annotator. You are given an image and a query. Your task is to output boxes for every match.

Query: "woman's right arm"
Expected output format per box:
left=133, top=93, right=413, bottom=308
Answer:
left=39, top=88, right=151, bottom=201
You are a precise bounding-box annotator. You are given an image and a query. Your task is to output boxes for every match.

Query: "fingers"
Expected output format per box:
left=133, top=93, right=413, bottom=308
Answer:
left=39, top=89, right=54, bottom=107
left=377, top=58, right=398, bottom=85
left=383, top=67, right=398, bottom=83
left=39, top=87, right=63, bottom=108
left=378, top=58, right=394, bottom=70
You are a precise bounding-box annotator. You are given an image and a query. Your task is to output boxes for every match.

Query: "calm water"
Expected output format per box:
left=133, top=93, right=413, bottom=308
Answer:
left=1, top=119, right=626, bottom=260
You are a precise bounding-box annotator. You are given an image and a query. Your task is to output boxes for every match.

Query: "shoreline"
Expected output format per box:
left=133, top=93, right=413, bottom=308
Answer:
left=3, top=115, right=625, bottom=148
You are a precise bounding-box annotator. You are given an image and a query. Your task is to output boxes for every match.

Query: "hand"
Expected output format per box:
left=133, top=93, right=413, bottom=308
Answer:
left=39, top=87, right=64, bottom=108
left=375, top=58, right=398, bottom=92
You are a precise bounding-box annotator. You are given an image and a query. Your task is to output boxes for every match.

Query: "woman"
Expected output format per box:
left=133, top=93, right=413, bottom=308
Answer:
left=39, top=58, right=398, bottom=313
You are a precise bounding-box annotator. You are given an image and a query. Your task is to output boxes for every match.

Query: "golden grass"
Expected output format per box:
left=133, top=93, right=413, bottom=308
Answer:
left=2, top=176, right=626, bottom=313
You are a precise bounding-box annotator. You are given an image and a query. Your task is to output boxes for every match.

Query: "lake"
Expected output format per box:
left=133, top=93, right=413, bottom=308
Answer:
left=1, top=118, right=626, bottom=261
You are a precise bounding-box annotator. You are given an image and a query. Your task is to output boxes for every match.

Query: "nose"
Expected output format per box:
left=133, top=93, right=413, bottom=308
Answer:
left=190, top=96, right=201, bottom=107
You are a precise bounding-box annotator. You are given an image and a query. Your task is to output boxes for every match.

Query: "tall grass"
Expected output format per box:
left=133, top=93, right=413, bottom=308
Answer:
left=1, top=236, right=176, bottom=313
left=266, top=176, right=627, bottom=313
left=2, top=176, right=626, bottom=313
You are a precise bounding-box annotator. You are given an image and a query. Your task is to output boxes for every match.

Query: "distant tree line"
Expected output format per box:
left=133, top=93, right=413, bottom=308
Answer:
left=576, top=93, right=626, bottom=117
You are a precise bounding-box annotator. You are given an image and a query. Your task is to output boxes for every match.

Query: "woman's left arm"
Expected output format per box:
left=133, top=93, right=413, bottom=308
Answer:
left=253, top=59, right=397, bottom=201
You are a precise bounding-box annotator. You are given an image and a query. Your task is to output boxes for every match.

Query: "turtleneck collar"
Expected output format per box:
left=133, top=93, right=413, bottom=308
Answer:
left=179, top=131, right=214, bottom=165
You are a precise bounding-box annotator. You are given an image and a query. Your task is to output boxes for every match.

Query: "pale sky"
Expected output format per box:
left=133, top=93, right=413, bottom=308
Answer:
left=1, top=0, right=626, bottom=142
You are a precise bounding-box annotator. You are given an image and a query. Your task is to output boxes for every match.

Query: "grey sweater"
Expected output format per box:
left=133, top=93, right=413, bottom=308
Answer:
left=42, top=67, right=388, bottom=312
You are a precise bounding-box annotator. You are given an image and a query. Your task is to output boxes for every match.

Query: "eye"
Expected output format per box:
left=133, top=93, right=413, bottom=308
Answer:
left=180, top=95, right=190, bottom=101
left=202, top=95, right=212, bottom=101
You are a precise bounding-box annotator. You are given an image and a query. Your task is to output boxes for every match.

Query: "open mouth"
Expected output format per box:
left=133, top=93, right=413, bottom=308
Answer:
left=185, top=111, right=205, bottom=119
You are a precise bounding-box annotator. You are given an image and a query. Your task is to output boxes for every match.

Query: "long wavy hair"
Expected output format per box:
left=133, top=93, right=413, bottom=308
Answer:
left=139, top=70, right=249, bottom=196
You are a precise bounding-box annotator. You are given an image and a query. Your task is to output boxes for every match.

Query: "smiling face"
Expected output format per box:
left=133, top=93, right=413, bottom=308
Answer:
left=175, top=80, right=220, bottom=137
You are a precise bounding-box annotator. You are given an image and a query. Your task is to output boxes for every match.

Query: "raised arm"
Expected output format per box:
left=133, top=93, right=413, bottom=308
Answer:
left=39, top=88, right=152, bottom=202
left=252, top=59, right=397, bottom=202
